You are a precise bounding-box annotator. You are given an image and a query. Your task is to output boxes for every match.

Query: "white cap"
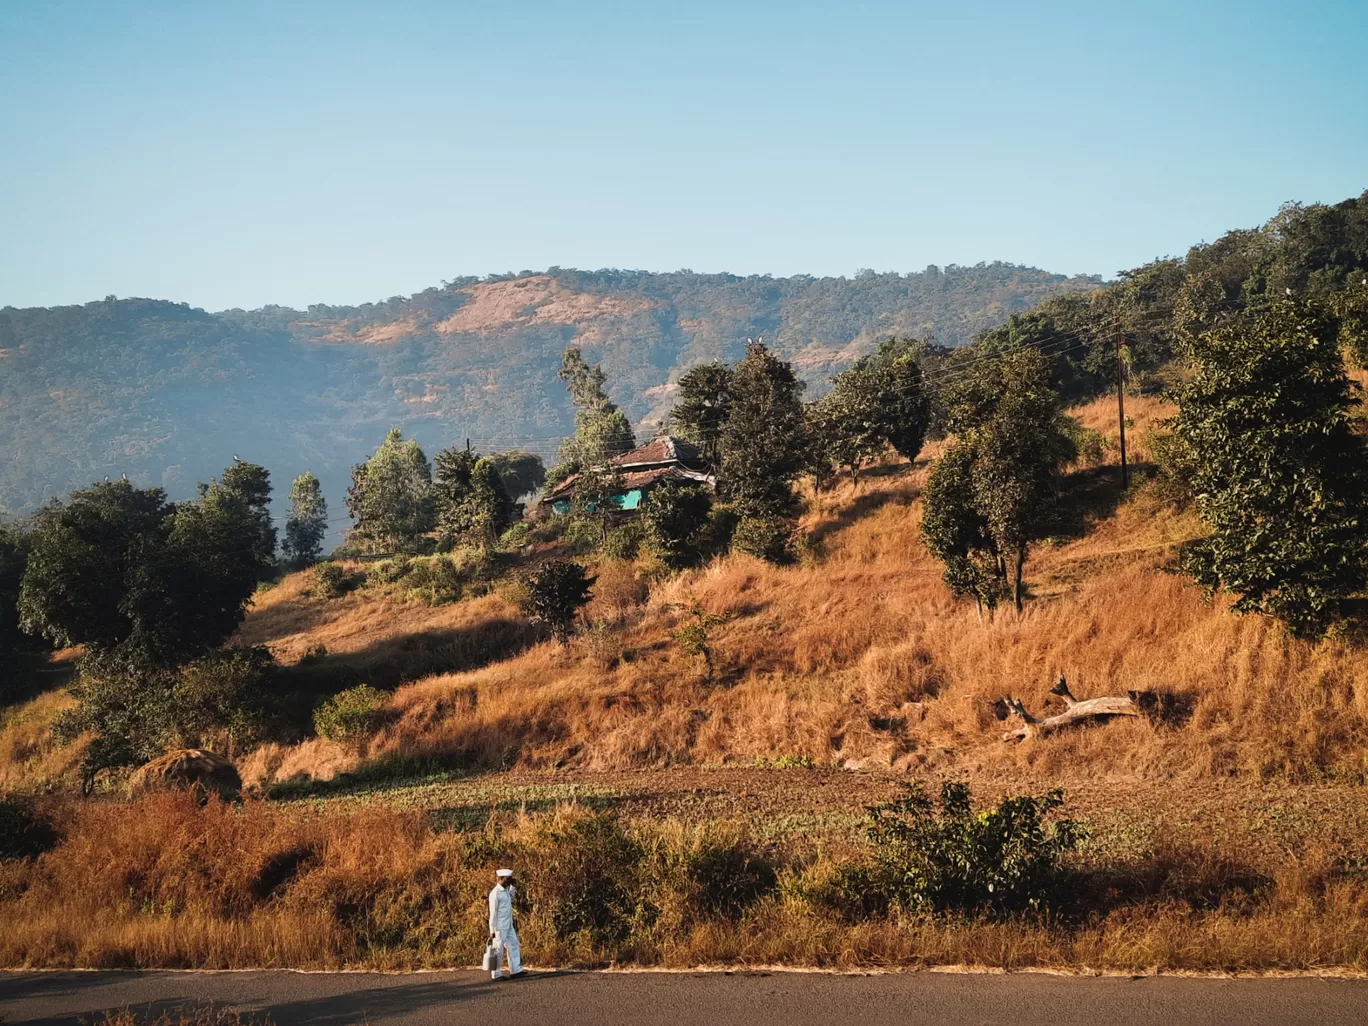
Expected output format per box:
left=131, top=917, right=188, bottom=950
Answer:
left=496, top=868, right=514, bottom=878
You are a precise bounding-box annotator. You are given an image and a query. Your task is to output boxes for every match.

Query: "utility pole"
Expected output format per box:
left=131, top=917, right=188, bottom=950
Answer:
left=1115, top=332, right=1128, bottom=490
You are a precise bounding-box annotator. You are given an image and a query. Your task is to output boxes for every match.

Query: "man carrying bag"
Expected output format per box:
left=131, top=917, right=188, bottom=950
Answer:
left=485, top=868, right=524, bottom=980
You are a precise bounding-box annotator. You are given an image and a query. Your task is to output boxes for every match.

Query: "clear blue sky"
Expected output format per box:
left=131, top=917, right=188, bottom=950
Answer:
left=2, top=0, right=1365, bottom=311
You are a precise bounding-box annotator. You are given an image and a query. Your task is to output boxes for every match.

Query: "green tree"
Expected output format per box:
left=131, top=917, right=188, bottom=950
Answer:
left=282, top=471, right=328, bottom=569
left=572, top=462, right=626, bottom=545
left=640, top=481, right=712, bottom=568
left=346, top=427, right=436, bottom=553
left=51, top=649, right=176, bottom=791
left=217, top=458, right=276, bottom=572
left=0, top=523, right=36, bottom=700
left=487, top=450, right=547, bottom=501
left=921, top=441, right=1005, bottom=619
left=525, top=559, right=596, bottom=643
left=811, top=338, right=932, bottom=484
left=926, top=348, right=1075, bottom=613
left=859, top=337, right=933, bottom=462
left=556, top=347, right=636, bottom=470
left=18, top=481, right=169, bottom=653
left=671, top=363, right=733, bottom=472
left=804, top=390, right=870, bottom=489
left=20, top=467, right=274, bottom=666
left=1173, top=299, right=1368, bottom=637
left=719, top=340, right=806, bottom=517
left=434, top=447, right=513, bottom=547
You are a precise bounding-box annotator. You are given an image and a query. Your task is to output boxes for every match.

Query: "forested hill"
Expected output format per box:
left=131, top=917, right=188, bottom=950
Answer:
left=0, top=263, right=1097, bottom=519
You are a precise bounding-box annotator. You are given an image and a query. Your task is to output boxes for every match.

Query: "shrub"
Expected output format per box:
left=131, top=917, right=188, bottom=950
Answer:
left=403, top=555, right=466, bottom=605
left=640, top=482, right=712, bottom=568
left=602, top=521, right=644, bottom=561
left=0, top=793, right=59, bottom=861
left=313, top=685, right=388, bottom=749
left=365, top=556, right=413, bottom=584
left=313, top=561, right=360, bottom=599
left=674, top=600, right=723, bottom=677
left=643, top=821, right=776, bottom=924
left=731, top=515, right=794, bottom=564
left=530, top=809, right=642, bottom=942
left=498, top=520, right=535, bottom=550
left=561, top=518, right=601, bottom=555
left=52, top=650, right=179, bottom=792
left=171, top=646, right=277, bottom=755
left=524, top=560, right=596, bottom=643
left=865, top=781, right=1086, bottom=918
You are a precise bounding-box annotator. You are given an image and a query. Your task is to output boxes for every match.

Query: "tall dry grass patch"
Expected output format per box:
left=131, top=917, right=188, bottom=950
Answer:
left=208, top=427, right=1367, bottom=786
left=0, top=689, right=83, bottom=789
left=6, top=792, right=1368, bottom=972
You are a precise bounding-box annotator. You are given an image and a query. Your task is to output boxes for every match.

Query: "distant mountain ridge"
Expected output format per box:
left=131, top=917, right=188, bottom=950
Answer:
left=0, top=264, right=1101, bottom=526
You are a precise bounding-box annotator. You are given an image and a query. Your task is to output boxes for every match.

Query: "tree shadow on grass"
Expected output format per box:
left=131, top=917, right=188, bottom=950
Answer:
left=1051, top=462, right=1157, bottom=541
left=807, top=481, right=922, bottom=547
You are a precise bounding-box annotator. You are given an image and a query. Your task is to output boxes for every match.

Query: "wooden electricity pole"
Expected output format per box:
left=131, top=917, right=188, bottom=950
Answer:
left=1115, top=332, right=1128, bottom=490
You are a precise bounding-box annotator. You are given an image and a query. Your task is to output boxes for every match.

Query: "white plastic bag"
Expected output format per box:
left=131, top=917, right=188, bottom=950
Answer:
left=482, top=942, right=500, bottom=972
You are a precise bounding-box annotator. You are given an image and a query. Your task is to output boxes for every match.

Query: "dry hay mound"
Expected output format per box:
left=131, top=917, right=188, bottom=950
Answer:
left=128, top=749, right=242, bottom=801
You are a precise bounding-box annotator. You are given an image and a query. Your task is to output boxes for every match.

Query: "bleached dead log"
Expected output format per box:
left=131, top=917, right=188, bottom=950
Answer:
left=1000, top=675, right=1140, bottom=742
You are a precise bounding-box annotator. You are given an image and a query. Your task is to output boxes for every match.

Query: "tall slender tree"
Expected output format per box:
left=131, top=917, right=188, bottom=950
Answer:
left=283, top=471, right=328, bottom=568
left=671, top=363, right=733, bottom=473
left=718, top=340, right=806, bottom=517
left=346, top=428, right=436, bottom=553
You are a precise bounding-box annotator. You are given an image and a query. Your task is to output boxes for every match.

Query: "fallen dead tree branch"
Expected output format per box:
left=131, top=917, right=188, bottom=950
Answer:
left=997, top=675, right=1141, bottom=742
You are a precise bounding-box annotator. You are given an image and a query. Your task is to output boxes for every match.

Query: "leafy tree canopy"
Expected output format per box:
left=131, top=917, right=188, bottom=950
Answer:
left=19, top=464, right=276, bottom=665
left=346, top=428, right=435, bottom=554
left=719, top=340, right=806, bottom=517
left=283, top=471, right=328, bottom=569
left=1173, top=298, right=1368, bottom=637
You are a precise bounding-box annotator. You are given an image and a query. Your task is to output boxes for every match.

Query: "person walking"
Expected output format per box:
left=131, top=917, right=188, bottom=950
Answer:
left=487, top=868, right=523, bottom=980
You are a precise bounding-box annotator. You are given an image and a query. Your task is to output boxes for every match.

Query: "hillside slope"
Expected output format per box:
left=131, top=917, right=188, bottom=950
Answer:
left=217, top=393, right=1368, bottom=790
left=0, top=264, right=1098, bottom=520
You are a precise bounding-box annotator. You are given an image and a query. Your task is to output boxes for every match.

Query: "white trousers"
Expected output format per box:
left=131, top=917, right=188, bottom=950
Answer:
left=490, top=928, right=521, bottom=978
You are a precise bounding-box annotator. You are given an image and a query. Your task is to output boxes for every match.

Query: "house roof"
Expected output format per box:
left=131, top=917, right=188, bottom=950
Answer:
left=613, top=436, right=703, bottom=469
left=541, top=435, right=711, bottom=504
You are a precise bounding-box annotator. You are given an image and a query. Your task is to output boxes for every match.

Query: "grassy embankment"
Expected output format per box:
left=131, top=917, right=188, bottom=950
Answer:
left=6, top=394, right=1368, bottom=972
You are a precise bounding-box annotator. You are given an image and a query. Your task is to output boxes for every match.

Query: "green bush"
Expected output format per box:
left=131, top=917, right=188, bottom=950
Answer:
left=365, top=556, right=414, bottom=584
left=403, top=555, right=466, bottom=605
left=529, top=810, right=642, bottom=942
left=561, top=518, right=601, bottom=555
left=731, top=515, right=794, bottom=564
left=172, top=646, right=277, bottom=754
left=313, top=685, right=388, bottom=749
left=498, top=520, right=535, bottom=550
left=640, top=482, right=712, bottom=568
left=864, top=781, right=1086, bottom=918
left=314, top=561, right=361, bottom=599
left=0, top=793, right=59, bottom=861
left=523, top=560, right=595, bottom=642
left=602, top=521, right=644, bottom=561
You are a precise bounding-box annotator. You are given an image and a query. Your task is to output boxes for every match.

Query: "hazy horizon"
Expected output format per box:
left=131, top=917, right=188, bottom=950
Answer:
left=3, top=0, right=1366, bottom=311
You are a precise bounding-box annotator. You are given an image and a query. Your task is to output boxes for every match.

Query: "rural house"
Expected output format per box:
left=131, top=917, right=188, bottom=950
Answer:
left=539, top=435, right=714, bottom=516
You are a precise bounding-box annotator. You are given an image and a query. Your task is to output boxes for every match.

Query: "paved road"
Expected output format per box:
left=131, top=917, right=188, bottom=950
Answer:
left=3, top=969, right=1367, bottom=1026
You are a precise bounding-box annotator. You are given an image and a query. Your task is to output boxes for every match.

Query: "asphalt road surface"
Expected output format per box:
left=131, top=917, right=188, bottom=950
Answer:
left=4, top=969, right=1368, bottom=1026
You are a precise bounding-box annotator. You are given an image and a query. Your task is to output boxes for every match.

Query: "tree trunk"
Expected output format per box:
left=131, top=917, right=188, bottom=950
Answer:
left=1013, top=544, right=1026, bottom=613
left=999, top=675, right=1141, bottom=742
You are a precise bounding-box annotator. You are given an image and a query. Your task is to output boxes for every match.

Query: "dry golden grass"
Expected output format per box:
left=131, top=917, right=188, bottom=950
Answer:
left=5, top=791, right=1368, bottom=973
left=208, top=440, right=1368, bottom=789
left=0, top=689, right=83, bottom=789
left=235, top=563, right=535, bottom=689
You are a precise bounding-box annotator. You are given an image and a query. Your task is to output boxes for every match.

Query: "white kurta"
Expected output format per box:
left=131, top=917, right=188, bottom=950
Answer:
left=487, top=883, right=521, bottom=978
